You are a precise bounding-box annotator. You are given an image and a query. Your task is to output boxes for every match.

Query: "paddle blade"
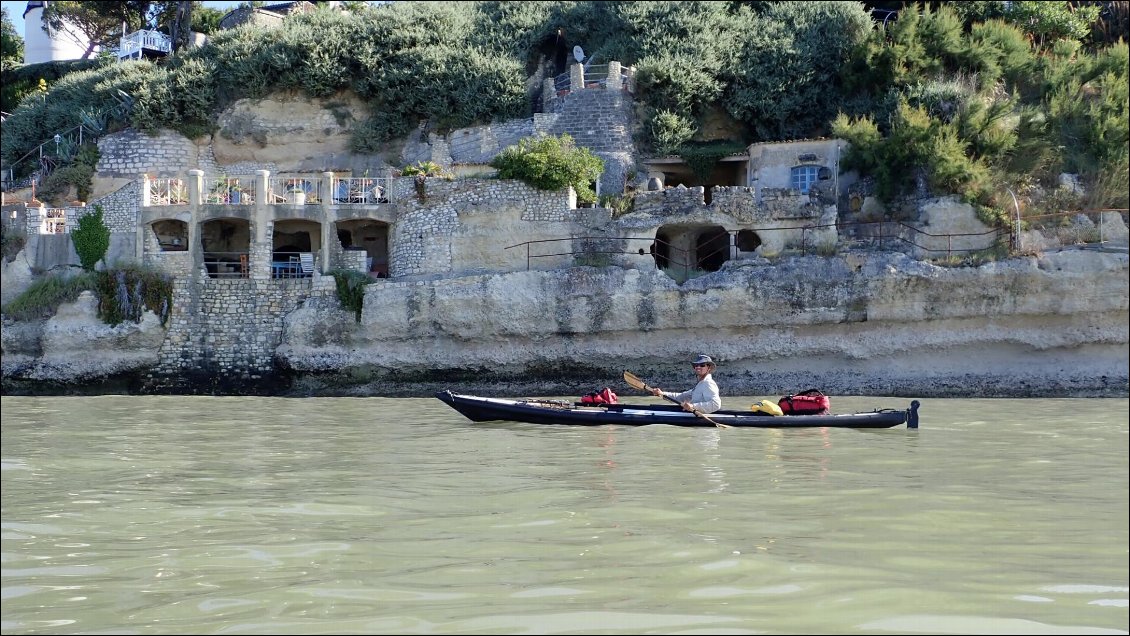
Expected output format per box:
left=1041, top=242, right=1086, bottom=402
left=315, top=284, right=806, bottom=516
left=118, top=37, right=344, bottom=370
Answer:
left=623, top=371, right=647, bottom=391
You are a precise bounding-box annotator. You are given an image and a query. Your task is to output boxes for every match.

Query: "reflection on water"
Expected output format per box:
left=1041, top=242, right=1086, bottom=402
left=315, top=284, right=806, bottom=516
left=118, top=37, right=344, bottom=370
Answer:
left=1, top=396, right=1127, bottom=635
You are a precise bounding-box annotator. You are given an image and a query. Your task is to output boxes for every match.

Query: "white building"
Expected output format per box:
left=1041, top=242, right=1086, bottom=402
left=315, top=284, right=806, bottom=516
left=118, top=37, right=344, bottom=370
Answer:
left=22, top=0, right=96, bottom=64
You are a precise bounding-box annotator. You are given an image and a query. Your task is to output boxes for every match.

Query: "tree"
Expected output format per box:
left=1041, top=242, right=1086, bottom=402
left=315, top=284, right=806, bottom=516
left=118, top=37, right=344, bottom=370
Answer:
left=40, top=1, right=155, bottom=59
left=1006, top=1, right=1103, bottom=49
left=170, top=1, right=193, bottom=52
left=1, top=5, right=23, bottom=73
left=71, top=205, right=111, bottom=272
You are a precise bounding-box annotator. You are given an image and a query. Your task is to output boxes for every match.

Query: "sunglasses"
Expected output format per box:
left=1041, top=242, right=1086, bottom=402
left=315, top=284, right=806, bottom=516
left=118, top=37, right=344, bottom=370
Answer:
left=692, top=363, right=708, bottom=368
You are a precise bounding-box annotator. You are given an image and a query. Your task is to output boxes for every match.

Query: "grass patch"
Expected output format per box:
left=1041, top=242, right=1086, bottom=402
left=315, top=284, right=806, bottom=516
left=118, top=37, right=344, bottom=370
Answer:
left=2, top=263, right=173, bottom=325
left=1, top=270, right=97, bottom=321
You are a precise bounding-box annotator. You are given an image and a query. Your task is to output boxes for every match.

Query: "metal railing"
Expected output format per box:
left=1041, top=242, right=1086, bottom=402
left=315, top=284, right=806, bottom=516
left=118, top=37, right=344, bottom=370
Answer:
left=331, top=177, right=391, bottom=204
left=119, top=29, right=172, bottom=59
left=504, top=210, right=1129, bottom=276
left=268, top=177, right=323, bottom=205
left=39, top=208, right=70, bottom=235
left=270, top=251, right=316, bottom=279
left=204, top=177, right=255, bottom=205
left=202, top=252, right=249, bottom=279
left=148, top=178, right=189, bottom=205
left=553, top=63, right=631, bottom=93
left=2, top=123, right=94, bottom=192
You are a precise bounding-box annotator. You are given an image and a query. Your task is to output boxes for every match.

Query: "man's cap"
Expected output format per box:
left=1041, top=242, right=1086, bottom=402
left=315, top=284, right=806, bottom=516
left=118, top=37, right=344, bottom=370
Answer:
left=692, top=355, right=714, bottom=366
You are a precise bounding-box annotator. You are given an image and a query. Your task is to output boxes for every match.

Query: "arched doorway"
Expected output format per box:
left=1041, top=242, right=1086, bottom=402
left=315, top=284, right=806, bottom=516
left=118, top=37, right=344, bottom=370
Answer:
left=653, top=223, right=732, bottom=280
left=652, top=230, right=672, bottom=270
left=696, top=227, right=730, bottom=271
left=735, top=229, right=762, bottom=254
left=273, top=219, right=322, bottom=277
left=150, top=219, right=188, bottom=251
left=336, top=219, right=390, bottom=277
left=200, top=218, right=251, bottom=278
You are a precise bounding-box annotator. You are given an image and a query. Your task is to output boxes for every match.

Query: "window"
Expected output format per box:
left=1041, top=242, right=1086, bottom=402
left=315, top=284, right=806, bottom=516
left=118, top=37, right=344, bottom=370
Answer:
left=791, top=165, right=820, bottom=194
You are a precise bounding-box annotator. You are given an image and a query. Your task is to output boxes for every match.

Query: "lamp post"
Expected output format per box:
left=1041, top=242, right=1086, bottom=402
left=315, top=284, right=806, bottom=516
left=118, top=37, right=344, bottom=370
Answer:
left=54, top=134, right=61, bottom=156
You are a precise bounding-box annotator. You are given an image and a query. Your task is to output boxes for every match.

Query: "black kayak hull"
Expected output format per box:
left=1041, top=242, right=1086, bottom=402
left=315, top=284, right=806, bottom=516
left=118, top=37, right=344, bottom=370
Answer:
left=436, top=391, right=920, bottom=429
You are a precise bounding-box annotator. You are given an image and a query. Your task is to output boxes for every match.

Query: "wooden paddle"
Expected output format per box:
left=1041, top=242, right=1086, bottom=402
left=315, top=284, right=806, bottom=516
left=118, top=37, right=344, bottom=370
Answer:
left=623, top=370, right=731, bottom=429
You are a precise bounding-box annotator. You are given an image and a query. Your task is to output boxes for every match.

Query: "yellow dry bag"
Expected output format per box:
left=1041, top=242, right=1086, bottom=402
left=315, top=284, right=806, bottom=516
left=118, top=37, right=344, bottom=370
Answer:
left=750, top=399, right=784, bottom=416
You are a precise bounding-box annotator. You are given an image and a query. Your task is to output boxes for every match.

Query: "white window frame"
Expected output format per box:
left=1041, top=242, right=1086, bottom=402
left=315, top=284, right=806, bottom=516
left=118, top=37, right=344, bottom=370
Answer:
left=791, top=165, right=820, bottom=194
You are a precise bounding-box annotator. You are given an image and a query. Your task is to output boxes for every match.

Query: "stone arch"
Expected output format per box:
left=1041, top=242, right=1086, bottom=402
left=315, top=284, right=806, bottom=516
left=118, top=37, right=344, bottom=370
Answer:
left=273, top=219, right=322, bottom=262
left=199, top=218, right=250, bottom=278
left=735, top=229, right=762, bottom=254
left=150, top=219, right=188, bottom=251
left=654, top=223, right=732, bottom=275
left=337, top=219, right=391, bottom=277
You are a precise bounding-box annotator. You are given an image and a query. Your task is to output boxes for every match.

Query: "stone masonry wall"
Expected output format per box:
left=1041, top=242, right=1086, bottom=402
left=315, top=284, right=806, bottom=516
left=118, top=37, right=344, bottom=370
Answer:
left=97, top=129, right=201, bottom=179
left=152, top=276, right=331, bottom=380
left=390, top=177, right=578, bottom=277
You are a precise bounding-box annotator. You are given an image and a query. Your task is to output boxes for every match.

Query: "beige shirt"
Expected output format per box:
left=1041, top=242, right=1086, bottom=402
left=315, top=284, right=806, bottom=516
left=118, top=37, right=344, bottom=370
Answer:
left=665, top=374, right=722, bottom=413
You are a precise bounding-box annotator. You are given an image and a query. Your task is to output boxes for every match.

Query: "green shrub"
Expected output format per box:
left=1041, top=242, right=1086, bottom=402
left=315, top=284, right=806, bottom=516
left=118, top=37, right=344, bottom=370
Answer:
left=329, top=269, right=374, bottom=322
left=490, top=134, right=604, bottom=202
left=71, top=205, right=110, bottom=271
left=599, top=193, right=635, bottom=218
left=649, top=109, right=696, bottom=156
left=1, top=264, right=172, bottom=325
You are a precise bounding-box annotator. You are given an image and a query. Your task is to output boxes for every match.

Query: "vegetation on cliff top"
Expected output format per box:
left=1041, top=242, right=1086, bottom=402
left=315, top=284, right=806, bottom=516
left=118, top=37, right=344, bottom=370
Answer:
left=1, top=1, right=1126, bottom=216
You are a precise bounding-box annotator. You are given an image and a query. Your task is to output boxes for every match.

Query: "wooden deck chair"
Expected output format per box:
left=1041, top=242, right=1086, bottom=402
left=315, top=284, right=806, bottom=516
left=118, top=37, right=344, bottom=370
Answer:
left=299, top=252, right=315, bottom=277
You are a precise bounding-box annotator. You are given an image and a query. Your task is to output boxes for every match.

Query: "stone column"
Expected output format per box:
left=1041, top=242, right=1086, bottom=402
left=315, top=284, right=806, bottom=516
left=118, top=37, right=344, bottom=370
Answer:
left=251, top=170, right=271, bottom=280
left=542, top=78, right=555, bottom=112
left=136, top=175, right=149, bottom=261
left=320, top=171, right=335, bottom=273
left=606, top=61, right=622, bottom=91
left=141, top=173, right=152, bottom=207
left=570, top=62, right=584, bottom=92
left=188, top=170, right=204, bottom=276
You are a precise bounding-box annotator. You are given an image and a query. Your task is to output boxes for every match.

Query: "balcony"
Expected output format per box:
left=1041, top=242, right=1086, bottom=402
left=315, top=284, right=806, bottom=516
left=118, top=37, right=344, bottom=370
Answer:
left=119, top=30, right=171, bottom=61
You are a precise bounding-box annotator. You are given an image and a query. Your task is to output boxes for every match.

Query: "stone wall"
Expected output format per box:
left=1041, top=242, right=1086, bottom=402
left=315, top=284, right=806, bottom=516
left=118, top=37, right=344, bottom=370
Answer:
left=390, top=177, right=580, bottom=277
left=151, top=275, right=332, bottom=382
left=96, top=128, right=203, bottom=179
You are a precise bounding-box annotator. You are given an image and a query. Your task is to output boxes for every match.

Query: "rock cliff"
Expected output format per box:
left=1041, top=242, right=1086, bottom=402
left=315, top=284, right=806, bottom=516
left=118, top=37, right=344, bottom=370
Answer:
left=274, top=249, right=1129, bottom=398
left=4, top=249, right=1126, bottom=397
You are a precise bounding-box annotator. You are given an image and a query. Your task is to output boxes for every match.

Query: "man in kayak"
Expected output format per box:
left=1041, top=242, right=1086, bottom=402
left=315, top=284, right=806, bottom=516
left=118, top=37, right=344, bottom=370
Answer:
left=650, top=354, right=722, bottom=414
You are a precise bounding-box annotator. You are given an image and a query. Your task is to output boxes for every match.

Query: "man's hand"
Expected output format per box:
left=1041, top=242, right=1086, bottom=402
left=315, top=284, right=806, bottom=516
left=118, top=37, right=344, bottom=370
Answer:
left=681, top=401, right=694, bottom=412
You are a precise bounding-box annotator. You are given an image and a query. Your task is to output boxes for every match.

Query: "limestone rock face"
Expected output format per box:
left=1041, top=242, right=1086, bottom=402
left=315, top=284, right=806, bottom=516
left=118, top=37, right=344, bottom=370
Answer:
left=276, top=250, right=1129, bottom=397
left=213, top=91, right=368, bottom=169
left=0, top=250, right=36, bottom=306
left=3, top=291, right=167, bottom=382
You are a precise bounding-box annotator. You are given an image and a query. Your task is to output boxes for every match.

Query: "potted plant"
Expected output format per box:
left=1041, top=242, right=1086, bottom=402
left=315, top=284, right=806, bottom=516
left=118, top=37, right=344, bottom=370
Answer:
left=287, top=179, right=306, bottom=205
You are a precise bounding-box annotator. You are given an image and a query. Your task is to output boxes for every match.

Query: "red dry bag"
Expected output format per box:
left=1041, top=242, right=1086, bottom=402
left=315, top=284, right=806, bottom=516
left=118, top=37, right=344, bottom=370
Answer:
left=778, top=389, right=830, bottom=415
